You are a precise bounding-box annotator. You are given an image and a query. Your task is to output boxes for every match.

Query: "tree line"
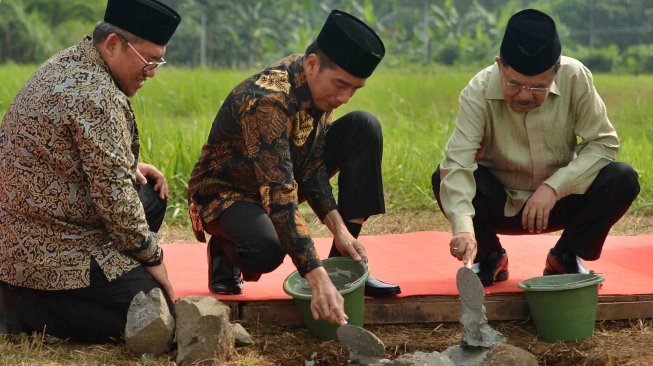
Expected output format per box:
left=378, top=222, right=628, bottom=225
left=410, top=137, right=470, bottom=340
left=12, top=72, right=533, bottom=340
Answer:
left=3, top=0, right=653, bottom=72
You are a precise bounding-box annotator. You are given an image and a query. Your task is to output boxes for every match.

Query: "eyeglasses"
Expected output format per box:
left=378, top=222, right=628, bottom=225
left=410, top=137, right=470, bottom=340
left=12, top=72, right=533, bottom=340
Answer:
left=503, top=81, right=549, bottom=95
left=125, top=41, right=166, bottom=72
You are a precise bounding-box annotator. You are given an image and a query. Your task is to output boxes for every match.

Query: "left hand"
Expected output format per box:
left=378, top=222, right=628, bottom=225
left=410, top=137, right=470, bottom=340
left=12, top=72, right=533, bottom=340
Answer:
left=136, top=163, right=169, bottom=200
left=522, top=184, right=557, bottom=233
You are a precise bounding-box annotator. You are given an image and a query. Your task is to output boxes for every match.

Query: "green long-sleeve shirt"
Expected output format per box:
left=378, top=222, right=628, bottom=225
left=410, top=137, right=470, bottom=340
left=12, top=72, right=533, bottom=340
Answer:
left=439, top=56, right=619, bottom=234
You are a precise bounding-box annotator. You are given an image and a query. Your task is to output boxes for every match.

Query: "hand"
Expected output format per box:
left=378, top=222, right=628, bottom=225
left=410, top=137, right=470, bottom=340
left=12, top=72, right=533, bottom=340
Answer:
left=136, top=163, right=169, bottom=200
left=305, top=267, right=347, bottom=325
left=145, top=261, right=175, bottom=301
left=450, top=232, right=477, bottom=267
left=522, top=184, right=557, bottom=233
left=334, top=232, right=368, bottom=263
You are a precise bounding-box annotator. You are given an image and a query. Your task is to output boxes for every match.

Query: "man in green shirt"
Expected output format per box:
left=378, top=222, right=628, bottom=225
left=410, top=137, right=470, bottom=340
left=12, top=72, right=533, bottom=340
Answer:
left=432, top=9, right=639, bottom=286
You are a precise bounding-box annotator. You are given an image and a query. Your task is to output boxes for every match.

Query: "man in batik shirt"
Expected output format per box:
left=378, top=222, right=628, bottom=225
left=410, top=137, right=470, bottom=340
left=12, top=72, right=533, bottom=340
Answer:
left=188, top=10, right=400, bottom=325
left=0, top=0, right=180, bottom=342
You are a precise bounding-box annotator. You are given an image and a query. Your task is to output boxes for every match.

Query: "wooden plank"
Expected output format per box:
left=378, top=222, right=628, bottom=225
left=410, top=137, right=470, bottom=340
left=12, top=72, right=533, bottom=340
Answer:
left=233, top=295, right=653, bottom=326
left=597, top=301, right=653, bottom=320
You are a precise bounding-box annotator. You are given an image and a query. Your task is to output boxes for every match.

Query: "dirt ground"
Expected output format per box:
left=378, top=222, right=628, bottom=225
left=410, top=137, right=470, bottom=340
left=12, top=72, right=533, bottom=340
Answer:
left=159, top=211, right=653, bottom=366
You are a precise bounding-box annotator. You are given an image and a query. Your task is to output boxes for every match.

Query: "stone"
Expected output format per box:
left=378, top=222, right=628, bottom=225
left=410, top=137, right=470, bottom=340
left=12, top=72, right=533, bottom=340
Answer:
left=232, top=322, right=254, bottom=347
left=443, top=345, right=489, bottom=366
left=175, top=296, right=235, bottom=366
left=393, top=351, right=455, bottom=366
left=483, top=344, right=538, bottom=366
left=124, top=288, right=175, bottom=356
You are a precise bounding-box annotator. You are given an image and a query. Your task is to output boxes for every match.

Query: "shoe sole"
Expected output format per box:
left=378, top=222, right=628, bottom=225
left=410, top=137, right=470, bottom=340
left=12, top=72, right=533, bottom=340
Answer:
left=365, top=287, right=402, bottom=298
left=209, top=286, right=242, bottom=295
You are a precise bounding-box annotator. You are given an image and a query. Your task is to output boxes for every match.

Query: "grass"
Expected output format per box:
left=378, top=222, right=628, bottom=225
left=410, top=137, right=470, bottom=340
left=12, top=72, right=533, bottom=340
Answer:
left=2, top=63, right=652, bottom=224
left=2, top=63, right=653, bottom=364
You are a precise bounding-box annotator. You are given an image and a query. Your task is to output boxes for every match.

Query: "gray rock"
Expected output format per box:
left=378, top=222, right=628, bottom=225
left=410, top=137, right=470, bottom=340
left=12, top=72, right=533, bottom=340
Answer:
left=393, top=351, right=455, bottom=366
left=443, top=345, right=489, bottom=366
left=483, top=344, right=538, bottom=366
left=124, top=288, right=175, bottom=356
left=175, top=296, right=235, bottom=366
left=232, top=322, right=254, bottom=347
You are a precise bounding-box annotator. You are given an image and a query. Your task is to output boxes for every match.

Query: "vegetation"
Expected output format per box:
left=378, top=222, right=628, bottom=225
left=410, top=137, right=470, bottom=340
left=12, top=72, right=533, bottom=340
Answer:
left=1, top=64, right=651, bottom=224
left=4, top=0, right=653, bottom=73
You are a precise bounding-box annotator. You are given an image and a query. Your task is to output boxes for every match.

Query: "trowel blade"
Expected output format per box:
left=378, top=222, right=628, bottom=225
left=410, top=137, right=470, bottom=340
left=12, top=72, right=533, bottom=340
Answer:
left=456, top=266, right=484, bottom=310
left=336, top=324, right=385, bottom=358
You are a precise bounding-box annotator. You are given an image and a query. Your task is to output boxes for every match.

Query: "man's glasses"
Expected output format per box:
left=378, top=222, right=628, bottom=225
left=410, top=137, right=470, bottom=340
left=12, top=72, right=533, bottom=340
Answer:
left=125, top=40, right=166, bottom=72
left=503, top=81, right=549, bottom=95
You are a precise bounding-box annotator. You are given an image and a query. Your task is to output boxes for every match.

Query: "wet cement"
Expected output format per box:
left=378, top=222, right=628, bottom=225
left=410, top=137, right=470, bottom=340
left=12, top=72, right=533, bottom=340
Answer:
left=337, top=324, right=386, bottom=365
left=336, top=267, right=506, bottom=365
left=443, top=267, right=506, bottom=365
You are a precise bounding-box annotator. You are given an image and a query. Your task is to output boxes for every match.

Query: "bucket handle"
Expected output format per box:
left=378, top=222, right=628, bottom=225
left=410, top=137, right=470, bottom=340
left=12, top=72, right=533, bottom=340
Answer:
left=522, top=274, right=603, bottom=289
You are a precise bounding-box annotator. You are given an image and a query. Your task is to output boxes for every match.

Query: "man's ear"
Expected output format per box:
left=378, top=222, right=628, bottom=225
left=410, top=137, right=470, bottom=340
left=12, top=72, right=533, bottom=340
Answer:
left=102, top=33, right=122, bottom=57
left=305, top=53, right=320, bottom=75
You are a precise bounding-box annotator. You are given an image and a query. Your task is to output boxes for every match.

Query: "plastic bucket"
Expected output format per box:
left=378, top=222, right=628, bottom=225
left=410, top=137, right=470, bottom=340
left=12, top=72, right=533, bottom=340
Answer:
left=519, top=273, right=604, bottom=342
left=283, top=257, right=368, bottom=340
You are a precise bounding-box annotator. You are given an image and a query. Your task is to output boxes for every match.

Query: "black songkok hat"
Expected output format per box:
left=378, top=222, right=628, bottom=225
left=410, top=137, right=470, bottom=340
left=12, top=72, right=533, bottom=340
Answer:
left=316, top=9, right=385, bottom=78
left=500, top=9, right=561, bottom=76
left=104, top=0, right=181, bottom=46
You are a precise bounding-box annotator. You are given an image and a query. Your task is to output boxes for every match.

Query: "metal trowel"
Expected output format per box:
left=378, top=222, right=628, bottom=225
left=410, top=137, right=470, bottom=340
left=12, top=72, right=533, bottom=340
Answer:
left=337, top=323, right=385, bottom=360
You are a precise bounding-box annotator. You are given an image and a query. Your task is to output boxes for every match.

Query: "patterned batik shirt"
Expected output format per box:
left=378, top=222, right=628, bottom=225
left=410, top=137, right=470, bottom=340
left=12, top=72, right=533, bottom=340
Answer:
left=188, top=54, right=338, bottom=277
left=0, top=37, right=161, bottom=290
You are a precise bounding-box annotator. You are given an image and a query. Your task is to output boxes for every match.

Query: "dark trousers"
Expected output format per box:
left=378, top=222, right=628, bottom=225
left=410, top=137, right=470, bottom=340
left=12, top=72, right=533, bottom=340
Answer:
left=0, top=181, right=168, bottom=343
left=431, top=162, right=640, bottom=261
left=205, top=111, right=385, bottom=277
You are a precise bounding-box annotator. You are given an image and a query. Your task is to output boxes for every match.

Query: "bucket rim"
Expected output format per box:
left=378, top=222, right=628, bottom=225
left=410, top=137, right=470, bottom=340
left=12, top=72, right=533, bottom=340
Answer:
left=283, top=257, right=369, bottom=300
left=519, top=273, right=604, bottom=292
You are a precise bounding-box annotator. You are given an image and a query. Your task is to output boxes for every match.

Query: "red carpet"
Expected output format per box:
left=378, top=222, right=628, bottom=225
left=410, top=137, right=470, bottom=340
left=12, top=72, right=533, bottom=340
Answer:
left=163, top=232, right=653, bottom=301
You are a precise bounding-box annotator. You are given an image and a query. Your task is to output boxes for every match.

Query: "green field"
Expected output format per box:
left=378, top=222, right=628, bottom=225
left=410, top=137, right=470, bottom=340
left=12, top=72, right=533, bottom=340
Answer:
left=1, top=64, right=652, bottom=224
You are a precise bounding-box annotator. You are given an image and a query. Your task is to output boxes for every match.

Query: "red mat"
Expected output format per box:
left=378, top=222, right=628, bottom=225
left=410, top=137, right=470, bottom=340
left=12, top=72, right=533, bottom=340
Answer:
left=163, top=232, right=653, bottom=301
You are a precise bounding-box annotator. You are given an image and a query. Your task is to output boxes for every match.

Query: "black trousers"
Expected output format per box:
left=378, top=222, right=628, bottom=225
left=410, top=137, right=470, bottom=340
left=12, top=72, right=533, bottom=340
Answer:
left=205, top=111, right=385, bottom=277
left=0, top=181, right=168, bottom=343
left=432, top=162, right=640, bottom=261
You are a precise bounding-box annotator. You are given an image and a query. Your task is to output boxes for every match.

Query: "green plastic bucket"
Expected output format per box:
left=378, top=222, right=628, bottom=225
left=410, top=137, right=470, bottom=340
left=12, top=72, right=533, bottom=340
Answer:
left=519, top=273, right=604, bottom=342
left=283, top=257, right=368, bottom=340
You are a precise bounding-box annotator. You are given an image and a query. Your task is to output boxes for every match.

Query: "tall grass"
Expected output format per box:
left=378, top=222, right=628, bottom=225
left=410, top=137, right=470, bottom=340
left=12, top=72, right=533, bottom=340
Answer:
left=1, top=64, right=652, bottom=224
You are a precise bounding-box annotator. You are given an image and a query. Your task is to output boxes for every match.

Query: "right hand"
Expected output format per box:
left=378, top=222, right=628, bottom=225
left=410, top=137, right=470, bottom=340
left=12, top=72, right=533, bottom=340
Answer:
left=333, top=232, right=367, bottom=263
left=145, top=262, right=175, bottom=301
left=450, top=232, right=477, bottom=267
left=305, top=267, right=347, bottom=325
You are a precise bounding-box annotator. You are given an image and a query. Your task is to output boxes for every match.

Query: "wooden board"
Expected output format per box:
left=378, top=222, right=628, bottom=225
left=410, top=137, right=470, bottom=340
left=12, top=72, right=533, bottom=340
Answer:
left=225, top=294, right=653, bottom=326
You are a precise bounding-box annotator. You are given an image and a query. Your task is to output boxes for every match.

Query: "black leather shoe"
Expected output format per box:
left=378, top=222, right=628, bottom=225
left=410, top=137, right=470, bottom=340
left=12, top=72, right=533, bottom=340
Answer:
left=364, top=276, right=401, bottom=298
left=543, top=249, right=590, bottom=276
left=207, top=238, right=243, bottom=295
left=472, top=249, right=509, bottom=287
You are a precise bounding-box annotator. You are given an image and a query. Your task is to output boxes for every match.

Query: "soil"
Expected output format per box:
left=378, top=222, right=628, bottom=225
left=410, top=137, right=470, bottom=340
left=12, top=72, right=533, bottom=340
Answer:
left=160, top=211, right=653, bottom=366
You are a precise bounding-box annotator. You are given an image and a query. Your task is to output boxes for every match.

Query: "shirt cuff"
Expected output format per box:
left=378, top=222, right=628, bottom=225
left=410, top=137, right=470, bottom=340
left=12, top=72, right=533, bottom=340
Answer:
left=451, top=214, right=475, bottom=234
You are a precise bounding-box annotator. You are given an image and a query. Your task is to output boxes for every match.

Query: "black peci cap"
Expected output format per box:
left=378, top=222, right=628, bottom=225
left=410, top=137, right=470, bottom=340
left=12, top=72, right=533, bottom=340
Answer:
left=316, top=9, right=385, bottom=78
left=500, top=9, right=561, bottom=76
left=104, top=0, right=181, bottom=46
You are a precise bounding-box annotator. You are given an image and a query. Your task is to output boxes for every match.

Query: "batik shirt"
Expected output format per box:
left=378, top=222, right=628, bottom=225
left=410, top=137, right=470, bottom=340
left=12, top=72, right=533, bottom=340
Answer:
left=0, top=37, right=161, bottom=290
left=188, top=54, right=338, bottom=277
left=439, top=56, right=619, bottom=234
